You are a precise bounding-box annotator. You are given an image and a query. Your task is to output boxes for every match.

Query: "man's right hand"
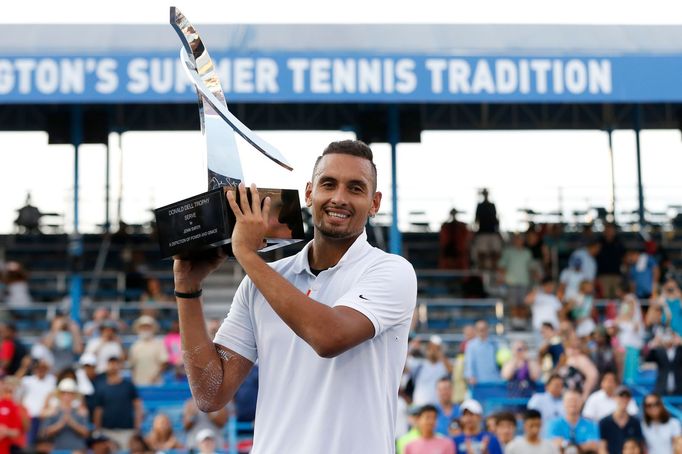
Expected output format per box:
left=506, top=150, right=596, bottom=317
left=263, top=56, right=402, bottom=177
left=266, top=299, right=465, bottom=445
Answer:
left=173, top=250, right=227, bottom=293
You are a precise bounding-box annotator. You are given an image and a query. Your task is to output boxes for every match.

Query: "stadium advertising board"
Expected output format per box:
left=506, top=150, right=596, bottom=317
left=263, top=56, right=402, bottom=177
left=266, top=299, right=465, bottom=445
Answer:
left=1, top=53, right=680, bottom=103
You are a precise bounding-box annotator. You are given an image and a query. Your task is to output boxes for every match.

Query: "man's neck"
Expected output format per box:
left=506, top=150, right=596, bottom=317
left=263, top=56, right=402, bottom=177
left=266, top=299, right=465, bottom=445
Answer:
left=308, top=233, right=360, bottom=270
left=462, top=427, right=479, bottom=436
left=106, top=373, right=121, bottom=383
left=421, top=431, right=435, bottom=440
left=439, top=400, right=452, bottom=411
left=525, top=435, right=540, bottom=445
left=565, top=413, right=579, bottom=425
left=613, top=410, right=629, bottom=425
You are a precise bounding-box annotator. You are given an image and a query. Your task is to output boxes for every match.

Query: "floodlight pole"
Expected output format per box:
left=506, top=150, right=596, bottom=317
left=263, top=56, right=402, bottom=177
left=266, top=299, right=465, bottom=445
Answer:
left=634, top=106, right=645, bottom=227
left=388, top=106, right=402, bottom=255
left=607, top=129, right=616, bottom=223
left=70, top=106, right=83, bottom=324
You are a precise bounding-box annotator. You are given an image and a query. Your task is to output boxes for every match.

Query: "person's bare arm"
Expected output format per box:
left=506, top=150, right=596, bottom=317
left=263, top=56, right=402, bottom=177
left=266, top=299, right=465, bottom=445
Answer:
left=174, top=254, right=254, bottom=413
left=226, top=184, right=377, bottom=358
left=133, top=398, right=143, bottom=432
left=93, top=407, right=103, bottom=430
left=500, top=360, right=517, bottom=380
left=208, top=407, right=229, bottom=427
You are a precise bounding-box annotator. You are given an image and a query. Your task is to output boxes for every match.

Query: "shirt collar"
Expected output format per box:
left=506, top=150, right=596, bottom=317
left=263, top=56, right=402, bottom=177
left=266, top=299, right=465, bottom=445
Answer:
left=291, top=230, right=370, bottom=275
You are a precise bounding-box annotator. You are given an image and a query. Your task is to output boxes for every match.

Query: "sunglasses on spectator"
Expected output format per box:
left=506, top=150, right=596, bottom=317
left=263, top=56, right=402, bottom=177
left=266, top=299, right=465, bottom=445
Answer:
left=645, top=401, right=661, bottom=408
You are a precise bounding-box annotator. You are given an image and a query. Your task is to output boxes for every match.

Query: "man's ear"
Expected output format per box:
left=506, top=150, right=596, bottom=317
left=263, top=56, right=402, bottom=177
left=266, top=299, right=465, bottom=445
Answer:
left=304, top=182, right=313, bottom=207
left=369, top=191, right=382, bottom=217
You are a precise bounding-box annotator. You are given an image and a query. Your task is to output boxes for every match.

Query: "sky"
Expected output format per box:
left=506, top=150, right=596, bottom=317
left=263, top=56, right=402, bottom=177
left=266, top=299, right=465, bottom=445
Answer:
left=1, top=0, right=681, bottom=233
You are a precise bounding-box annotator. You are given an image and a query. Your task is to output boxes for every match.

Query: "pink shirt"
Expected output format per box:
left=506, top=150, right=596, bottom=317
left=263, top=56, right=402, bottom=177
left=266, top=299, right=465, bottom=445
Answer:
left=164, top=333, right=182, bottom=366
left=405, top=436, right=455, bottom=454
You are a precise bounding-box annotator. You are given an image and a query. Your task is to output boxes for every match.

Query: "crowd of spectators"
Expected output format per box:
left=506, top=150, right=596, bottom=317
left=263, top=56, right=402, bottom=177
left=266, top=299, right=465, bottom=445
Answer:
left=0, top=294, right=256, bottom=453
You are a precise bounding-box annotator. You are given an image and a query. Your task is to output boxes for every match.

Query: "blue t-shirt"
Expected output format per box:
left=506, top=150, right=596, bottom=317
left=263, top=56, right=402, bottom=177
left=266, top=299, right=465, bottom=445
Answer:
left=629, top=255, right=657, bottom=298
left=94, top=378, right=139, bottom=429
left=435, top=403, right=459, bottom=436
left=547, top=417, right=600, bottom=445
left=453, top=431, right=502, bottom=454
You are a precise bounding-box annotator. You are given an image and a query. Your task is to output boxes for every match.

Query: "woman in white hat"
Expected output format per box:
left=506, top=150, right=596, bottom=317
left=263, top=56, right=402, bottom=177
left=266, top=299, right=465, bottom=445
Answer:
left=41, top=378, right=89, bottom=454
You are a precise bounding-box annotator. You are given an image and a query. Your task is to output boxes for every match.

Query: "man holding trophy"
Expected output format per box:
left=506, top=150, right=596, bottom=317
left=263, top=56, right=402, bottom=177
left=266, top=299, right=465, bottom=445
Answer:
left=163, top=8, right=417, bottom=453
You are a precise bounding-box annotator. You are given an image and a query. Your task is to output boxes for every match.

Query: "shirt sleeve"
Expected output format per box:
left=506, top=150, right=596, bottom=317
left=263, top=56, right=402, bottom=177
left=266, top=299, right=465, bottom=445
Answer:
left=213, top=277, right=258, bottom=363
left=586, top=420, right=600, bottom=441
left=671, top=418, right=682, bottom=437
left=333, top=255, right=417, bottom=338
left=581, top=395, right=596, bottom=420
left=486, top=434, right=503, bottom=454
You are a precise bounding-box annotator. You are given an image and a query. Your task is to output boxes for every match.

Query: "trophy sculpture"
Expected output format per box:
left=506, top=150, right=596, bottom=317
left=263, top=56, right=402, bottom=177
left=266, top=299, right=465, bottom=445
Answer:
left=154, top=7, right=304, bottom=259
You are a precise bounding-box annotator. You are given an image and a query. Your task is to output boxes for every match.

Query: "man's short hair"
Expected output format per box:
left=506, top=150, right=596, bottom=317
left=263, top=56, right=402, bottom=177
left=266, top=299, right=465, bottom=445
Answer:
left=494, top=411, right=516, bottom=426
left=523, top=409, right=542, bottom=421
left=541, top=321, right=555, bottom=330
left=416, top=404, right=438, bottom=417
left=312, top=140, right=377, bottom=191
left=547, top=373, right=563, bottom=385
left=541, top=276, right=554, bottom=285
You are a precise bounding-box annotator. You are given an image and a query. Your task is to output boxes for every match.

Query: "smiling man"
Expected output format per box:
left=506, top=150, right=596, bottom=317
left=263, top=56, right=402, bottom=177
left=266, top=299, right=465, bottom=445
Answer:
left=173, top=140, right=417, bottom=454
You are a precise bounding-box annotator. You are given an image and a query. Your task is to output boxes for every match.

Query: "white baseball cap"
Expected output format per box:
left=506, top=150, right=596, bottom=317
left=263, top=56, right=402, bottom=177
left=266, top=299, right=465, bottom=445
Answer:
left=196, top=428, right=215, bottom=443
left=460, top=399, right=483, bottom=415
left=57, top=378, right=80, bottom=394
left=79, top=353, right=97, bottom=367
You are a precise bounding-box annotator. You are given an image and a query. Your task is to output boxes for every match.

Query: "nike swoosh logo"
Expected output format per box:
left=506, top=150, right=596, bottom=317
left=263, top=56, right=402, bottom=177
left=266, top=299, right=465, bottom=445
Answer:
left=359, top=295, right=369, bottom=300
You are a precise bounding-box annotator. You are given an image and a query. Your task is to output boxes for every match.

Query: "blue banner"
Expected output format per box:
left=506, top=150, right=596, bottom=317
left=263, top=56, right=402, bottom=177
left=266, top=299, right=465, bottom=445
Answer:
left=0, top=52, right=681, bottom=103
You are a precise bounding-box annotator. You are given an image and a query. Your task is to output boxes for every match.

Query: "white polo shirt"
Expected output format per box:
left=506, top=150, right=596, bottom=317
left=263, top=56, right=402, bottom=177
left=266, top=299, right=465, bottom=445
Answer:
left=215, top=231, right=417, bottom=454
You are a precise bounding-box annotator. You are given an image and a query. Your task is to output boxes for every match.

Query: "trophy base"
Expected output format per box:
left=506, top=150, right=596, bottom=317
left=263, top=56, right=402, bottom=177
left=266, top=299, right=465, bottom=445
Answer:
left=154, top=187, right=305, bottom=260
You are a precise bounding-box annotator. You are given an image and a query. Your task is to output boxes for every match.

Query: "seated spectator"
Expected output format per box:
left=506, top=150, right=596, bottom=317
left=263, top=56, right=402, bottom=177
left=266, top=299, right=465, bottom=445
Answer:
left=658, top=278, right=682, bottom=337
left=438, top=208, right=471, bottom=270
left=546, top=389, right=601, bottom=453
left=452, top=399, right=502, bottom=454
left=145, top=413, right=182, bottom=451
left=566, top=280, right=596, bottom=338
left=42, top=314, right=84, bottom=373
left=525, top=277, right=562, bottom=335
left=464, top=320, right=500, bottom=385
left=491, top=411, right=516, bottom=449
left=83, top=308, right=113, bottom=339
left=528, top=374, right=565, bottom=425
left=41, top=368, right=89, bottom=420
left=596, top=223, right=625, bottom=299
left=129, top=315, right=168, bottom=385
left=0, top=377, right=24, bottom=453
left=434, top=378, right=459, bottom=436
left=0, top=322, right=29, bottom=376
left=3, top=261, right=32, bottom=308
left=128, top=432, right=151, bottom=454
left=557, top=256, right=585, bottom=303
left=645, top=329, right=682, bottom=395
left=568, top=238, right=600, bottom=282
left=617, top=293, right=644, bottom=383
left=83, top=321, right=124, bottom=374
left=410, top=336, right=452, bottom=406
left=87, top=431, right=114, bottom=454
left=404, top=404, right=455, bottom=454
left=622, top=438, right=645, bottom=454
left=557, top=336, right=598, bottom=402
left=163, top=320, right=183, bottom=371
left=626, top=246, right=659, bottom=300
left=599, top=386, right=643, bottom=454
left=76, top=353, right=100, bottom=421
left=41, top=378, right=89, bottom=454
left=93, top=356, right=142, bottom=450
left=2, top=376, right=28, bottom=450
left=589, top=325, right=619, bottom=378
left=19, top=355, right=56, bottom=445
left=505, top=409, right=558, bottom=454
left=641, top=393, right=681, bottom=454
left=183, top=397, right=228, bottom=452
left=537, top=323, right=564, bottom=376
left=501, top=340, right=540, bottom=398
left=195, top=428, right=220, bottom=454
left=582, top=371, right=638, bottom=422
left=497, top=233, right=533, bottom=329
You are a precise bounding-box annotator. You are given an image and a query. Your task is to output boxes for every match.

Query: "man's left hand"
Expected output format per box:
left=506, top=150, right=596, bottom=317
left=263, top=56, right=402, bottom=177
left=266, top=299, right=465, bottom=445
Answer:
left=226, top=183, right=272, bottom=259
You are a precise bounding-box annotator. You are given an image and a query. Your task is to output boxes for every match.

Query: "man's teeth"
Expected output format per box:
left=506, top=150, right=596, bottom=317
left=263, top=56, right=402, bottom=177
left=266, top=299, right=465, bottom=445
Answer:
left=327, top=212, right=349, bottom=218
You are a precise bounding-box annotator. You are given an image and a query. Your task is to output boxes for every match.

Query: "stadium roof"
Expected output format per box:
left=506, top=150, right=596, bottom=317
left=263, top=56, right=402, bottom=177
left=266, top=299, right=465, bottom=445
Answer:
left=6, top=24, right=682, bottom=54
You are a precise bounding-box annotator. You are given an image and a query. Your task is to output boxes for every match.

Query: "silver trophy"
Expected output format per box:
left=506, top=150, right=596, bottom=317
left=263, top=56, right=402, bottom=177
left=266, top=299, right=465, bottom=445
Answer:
left=154, top=7, right=304, bottom=259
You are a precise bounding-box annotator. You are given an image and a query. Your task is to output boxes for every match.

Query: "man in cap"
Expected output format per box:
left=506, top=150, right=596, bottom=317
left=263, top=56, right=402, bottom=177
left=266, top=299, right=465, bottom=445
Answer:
left=42, top=378, right=89, bottom=453
left=19, top=352, right=56, bottom=445
left=128, top=315, right=169, bottom=385
left=582, top=371, right=639, bottom=422
left=452, top=399, right=502, bottom=454
left=196, top=428, right=219, bottom=454
left=83, top=320, right=124, bottom=373
left=599, top=386, right=644, bottom=454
